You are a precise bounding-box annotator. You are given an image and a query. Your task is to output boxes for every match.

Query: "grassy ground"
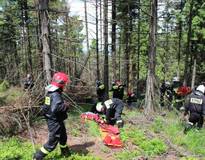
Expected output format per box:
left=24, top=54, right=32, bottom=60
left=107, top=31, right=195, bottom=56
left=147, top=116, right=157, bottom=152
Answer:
left=1, top=102, right=205, bottom=160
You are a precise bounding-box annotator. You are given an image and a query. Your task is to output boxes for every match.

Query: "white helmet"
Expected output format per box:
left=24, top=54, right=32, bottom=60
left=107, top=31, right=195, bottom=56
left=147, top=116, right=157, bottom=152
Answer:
left=96, top=102, right=104, bottom=112
left=196, top=85, right=205, bottom=93
left=173, top=77, right=179, bottom=82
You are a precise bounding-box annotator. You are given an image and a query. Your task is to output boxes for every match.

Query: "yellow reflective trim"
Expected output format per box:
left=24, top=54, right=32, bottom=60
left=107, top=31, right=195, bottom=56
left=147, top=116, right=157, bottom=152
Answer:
left=45, top=96, right=51, bottom=105
left=59, top=144, right=68, bottom=148
left=40, top=147, right=49, bottom=154
left=113, top=85, right=118, bottom=89
left=99, top=85, right=105, bottom=89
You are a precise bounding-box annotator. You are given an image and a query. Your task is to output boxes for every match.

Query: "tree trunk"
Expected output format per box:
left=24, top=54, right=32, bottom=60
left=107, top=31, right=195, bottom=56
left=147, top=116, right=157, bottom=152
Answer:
left=103, top=0, right=109, bottom=97
left=183, top=0, right=193, bottom=86
left=177, top=0, right=183, bottom=77
left=137, top=0, right=141, bottom=97
left=191, top=58, right=196, bottom=89
left=39, top=0, right=52, bottom=82
left=77, top=0, right=91, bottom=79
left=145, top=0, right=158, bottom=115
left=100, top=0, right=103, bottom=54
left=96, top=0, right=100, bottom=80
left=111, top=0, right=117, bottom=80
left=24, top=0, right=33, bottom=74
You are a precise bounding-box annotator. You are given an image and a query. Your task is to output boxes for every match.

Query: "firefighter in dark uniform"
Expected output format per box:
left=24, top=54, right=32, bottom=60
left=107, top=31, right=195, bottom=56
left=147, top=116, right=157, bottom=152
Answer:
left=96, top=80, right=107, bottom=102
left=24, top=74, right=34, bottom=90
left=172, top=77, right=183, bottom=110
left=33, top=72, right=71, bottom=160
left=96, top=98, right=124, bottom=128
left=184, top=85, right=205, bottom=133
left=91, top=80, right=108, bottom=113
left=111, top=80, right=125, bottom=100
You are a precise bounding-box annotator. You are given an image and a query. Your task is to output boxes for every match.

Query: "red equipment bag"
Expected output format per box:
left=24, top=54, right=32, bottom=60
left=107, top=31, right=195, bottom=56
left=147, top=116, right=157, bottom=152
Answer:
left=80, top=112, right=100, bottom=122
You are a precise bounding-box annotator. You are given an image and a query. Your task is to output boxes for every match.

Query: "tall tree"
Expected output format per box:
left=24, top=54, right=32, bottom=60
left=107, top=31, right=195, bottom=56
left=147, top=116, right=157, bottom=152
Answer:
left=183, top=0, right=193, bottom=86
left=145, top=0, right=158, bottom=115
left=96, top=0, right=100, bottom=80
left=103, top=0, right=109, bottom=97
left=111, top=0, right=117, bottom=80
left=39, top=0, right=52, bottom=82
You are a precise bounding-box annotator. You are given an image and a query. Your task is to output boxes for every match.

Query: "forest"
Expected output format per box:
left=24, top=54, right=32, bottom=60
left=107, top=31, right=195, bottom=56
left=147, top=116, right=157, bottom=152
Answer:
left=0, top=0, right=205, bottom=159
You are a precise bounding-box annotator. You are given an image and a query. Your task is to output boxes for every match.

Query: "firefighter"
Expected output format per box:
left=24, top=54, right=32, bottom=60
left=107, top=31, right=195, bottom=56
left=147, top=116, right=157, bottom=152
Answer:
left=111, top=80, right=125, bottom=100
left=127, top=90, right=136, bottom=108
left=96, top=80, right=107, bottom=102
left=96, top=98, right=124, bottom=128
left=90, top=80, right=107, bottom=113
left=24, top=74, right=34, bottom=90
left=171, top=77, right=183, bottom=110
left=183, top=85, right=205, bottom=133
left=160, top=81, right=173, bottom=109
left=33, top=72, right=71, bottom=160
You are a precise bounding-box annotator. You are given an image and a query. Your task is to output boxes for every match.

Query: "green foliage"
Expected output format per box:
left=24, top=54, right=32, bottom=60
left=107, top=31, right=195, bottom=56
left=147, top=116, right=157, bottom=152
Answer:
left=152, top=116, right=164, bottom=133
left=120, top=125, right=167, bottom=156
left=0, top=80, right=9, bottom=92
left=180, top=157, right=199, bottom=160
left=140, top=138, right=167, bottom=156
left=115, top=150, right=140, bottom=160
left=86, top=121, right=100, bottom=137
left=0, top=87, right=24, bottom=105
left=0, top=137, right=101, bottom=160
left=0, top=137, right=33, bottom=159
left=151, top=114, right=205, bottom=156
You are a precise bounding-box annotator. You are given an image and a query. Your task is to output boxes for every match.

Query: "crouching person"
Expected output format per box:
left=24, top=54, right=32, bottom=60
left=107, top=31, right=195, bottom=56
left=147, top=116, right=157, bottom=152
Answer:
left=96, top=98, right=124, bottom=128
left=33, top=72, right=71, bottom=160
left=184, top=85, right=205, bottom=134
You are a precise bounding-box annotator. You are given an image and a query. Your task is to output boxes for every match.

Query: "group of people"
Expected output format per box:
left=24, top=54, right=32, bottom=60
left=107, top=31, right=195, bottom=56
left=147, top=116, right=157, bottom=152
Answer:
left=91, top=80, right=126, bottom=128
left=32, top=71, right=205, bottom=159
left=33, top=73, right=128, bottom=160
left=160, top=77, right=205, bottom=133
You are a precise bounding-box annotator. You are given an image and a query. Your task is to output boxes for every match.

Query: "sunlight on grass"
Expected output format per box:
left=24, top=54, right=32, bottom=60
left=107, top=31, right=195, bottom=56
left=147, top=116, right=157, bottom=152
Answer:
left=115, top=150, right=140, bottom=160
left=151, top=113, right=205, bottom=156
left=0, top=137, right=101, bottom=160
left=120, top=125, right=167, bottom=157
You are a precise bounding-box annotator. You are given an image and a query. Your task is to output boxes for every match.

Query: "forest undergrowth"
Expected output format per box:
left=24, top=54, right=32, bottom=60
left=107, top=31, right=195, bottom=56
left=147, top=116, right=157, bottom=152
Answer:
left=1, top=105, right=205, bottom=160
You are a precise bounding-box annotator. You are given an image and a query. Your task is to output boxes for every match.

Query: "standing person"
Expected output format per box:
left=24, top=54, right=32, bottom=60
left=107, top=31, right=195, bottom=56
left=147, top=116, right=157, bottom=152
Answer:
left=183, top=85, right=205, bottom=133
left=96, top=80, right=107, bottom=102
left=96, top=98, right=124, bottom=128
left=111, top=80, right=125, bottom=100
left=33, top=72, right=71, bottom=160
left=90, top=80, right=107, bottom=113
left=127, top=90, right=136, bottom=108
left=24, top=73, right=34, bottom=90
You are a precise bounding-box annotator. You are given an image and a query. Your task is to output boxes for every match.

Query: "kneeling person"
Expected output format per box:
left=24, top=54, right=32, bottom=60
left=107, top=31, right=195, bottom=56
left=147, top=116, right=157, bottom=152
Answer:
left=96, top=98, right=124, bottom=128
left=184, top=85, right=205, bottom=133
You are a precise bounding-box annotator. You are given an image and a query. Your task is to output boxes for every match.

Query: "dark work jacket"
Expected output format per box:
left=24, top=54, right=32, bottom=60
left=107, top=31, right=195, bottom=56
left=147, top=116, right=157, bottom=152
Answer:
left=105, top=98, right=124, bottom=123
left=96, top=84, right=106, bottom=102
left=111, top=85, right=124, bottom=100
left=184, top=90, right=205, bottom=115
left=41, top=91, right=68, bottom=123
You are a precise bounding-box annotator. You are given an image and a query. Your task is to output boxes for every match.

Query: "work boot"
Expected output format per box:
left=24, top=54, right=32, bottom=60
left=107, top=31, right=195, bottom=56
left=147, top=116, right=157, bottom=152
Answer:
left=184, top=122, right=193, bottom=134
left=60, top=146, right=71, bottom=157
left=33, top=150, right=47, bottom=160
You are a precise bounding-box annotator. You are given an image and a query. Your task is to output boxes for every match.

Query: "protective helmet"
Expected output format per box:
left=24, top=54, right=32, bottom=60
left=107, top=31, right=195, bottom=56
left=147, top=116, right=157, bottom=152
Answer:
left=115, top=80, right=122, bottom=86
left=96, top=102, right=104, bottom=112
left=196, top=85, right=205, bottom=94
left=27, top=74, right=32, bottom=79
left=173, top=77, right=179, bottom=82
left=96, top=80, right=102, bottom=87
left=46, top=72, right=70, bottom=92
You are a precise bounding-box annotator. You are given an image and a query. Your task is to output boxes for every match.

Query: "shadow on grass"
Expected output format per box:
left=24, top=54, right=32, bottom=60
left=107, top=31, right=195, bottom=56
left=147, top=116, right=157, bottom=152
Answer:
left=70, top=141, right=95, bottom=155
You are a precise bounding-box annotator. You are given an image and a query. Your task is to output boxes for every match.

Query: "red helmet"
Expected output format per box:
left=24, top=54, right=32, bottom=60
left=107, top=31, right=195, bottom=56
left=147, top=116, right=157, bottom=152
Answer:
left=115, top=80, right=122, bottom=86
left=51, top=72, right=71, bottom=89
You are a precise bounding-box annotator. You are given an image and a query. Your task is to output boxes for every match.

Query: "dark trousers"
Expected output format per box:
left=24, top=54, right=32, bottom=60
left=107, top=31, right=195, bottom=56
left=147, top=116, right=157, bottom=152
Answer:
left=189, top=112, right=204, bottom=128
left=44, top=121, right=67, bottom=152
